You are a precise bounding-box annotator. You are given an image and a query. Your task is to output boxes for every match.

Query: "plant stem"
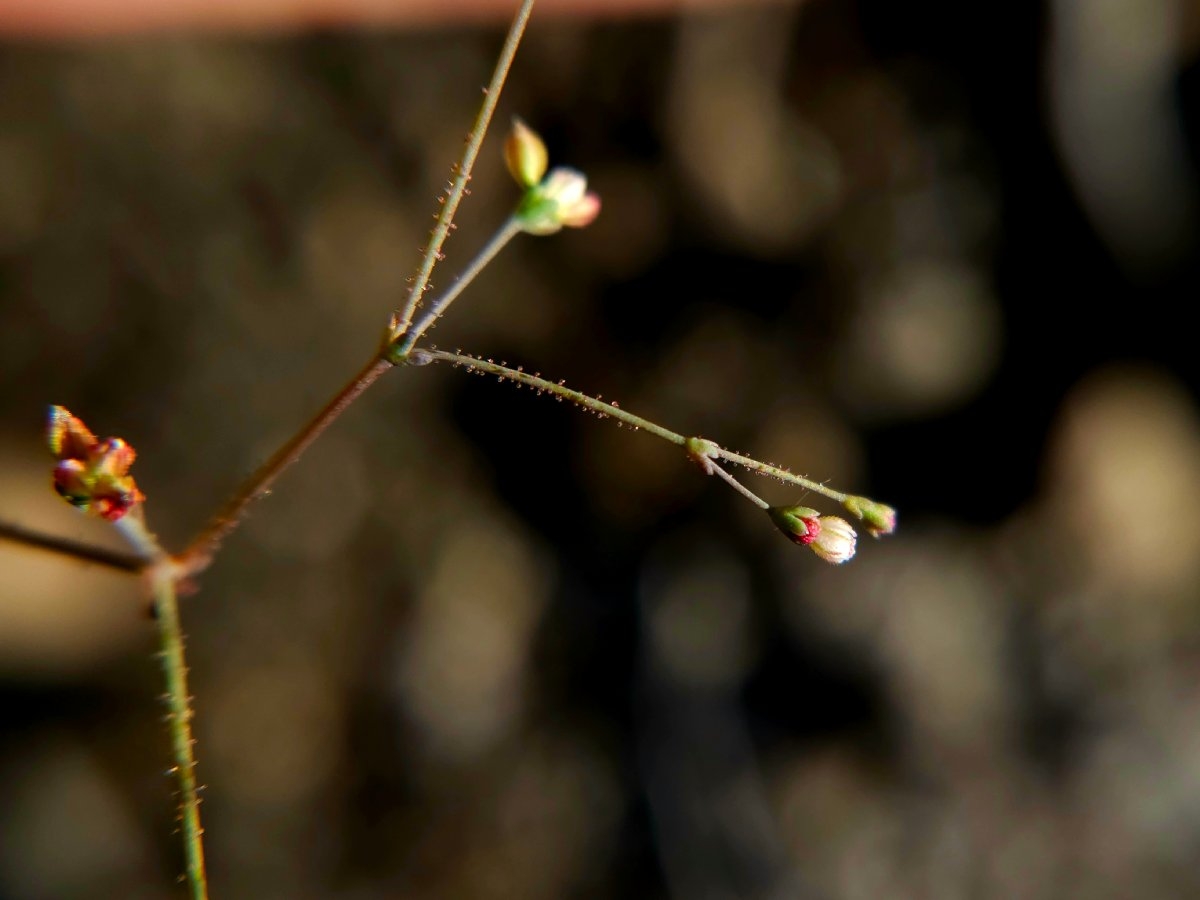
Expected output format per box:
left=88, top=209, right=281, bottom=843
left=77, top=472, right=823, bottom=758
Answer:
left=0, top=519, right=146, bottom=573
left=177, top=0, right=537, bottom=576
left=423, top=350, right=848, bottom=502
left=712, top=447, right=847, bottom=503
left=390, top=0, right=537, bottom=340
left=151, top=567, right=209, bottom=900
left=179, top=356, right=393, bottom=574
left=425, top=349, right=687, bottom=444
left=393, top=217, right=522, bottom=358
left=710, top=464, right=770, bottom=509
left=113, top=506, right=168, bottom=562
left=112, top=512, right=207, bottom=899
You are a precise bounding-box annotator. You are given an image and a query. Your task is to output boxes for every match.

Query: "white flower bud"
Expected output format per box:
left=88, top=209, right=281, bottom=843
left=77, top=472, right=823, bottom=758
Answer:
left=809, top=516, right=857, bottom=564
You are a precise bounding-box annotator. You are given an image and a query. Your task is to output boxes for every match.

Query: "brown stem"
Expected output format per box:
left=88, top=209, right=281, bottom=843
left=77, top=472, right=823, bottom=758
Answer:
left=0, top=519, right=147, bottom=573
left=178, top=356, right=393, bottom=574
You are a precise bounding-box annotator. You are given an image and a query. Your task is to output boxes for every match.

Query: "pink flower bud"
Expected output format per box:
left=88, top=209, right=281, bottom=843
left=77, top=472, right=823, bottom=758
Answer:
left=515, top=167, right=601, bottom=235
left=768, top=505, right=857, bottom=564
left=768, top=505, right=822, bottom=545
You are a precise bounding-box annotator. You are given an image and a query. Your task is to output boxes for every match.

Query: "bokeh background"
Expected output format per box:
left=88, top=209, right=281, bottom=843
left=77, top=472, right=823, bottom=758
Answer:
left=4, top=0, right=1200, bottom=897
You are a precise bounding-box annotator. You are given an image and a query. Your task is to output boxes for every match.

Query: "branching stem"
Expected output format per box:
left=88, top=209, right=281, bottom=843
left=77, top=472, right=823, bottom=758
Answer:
left=715, top=447, right=847, bottom=503
left=394, top=216, right=522, bottom=357
left=179, top=0, right=536, bottom=576
left=422, top=350, right=848, bottom=502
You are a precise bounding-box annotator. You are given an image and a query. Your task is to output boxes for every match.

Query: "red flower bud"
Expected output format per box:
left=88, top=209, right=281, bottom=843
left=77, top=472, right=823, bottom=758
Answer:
left=47, top=406, right=144, bottom=521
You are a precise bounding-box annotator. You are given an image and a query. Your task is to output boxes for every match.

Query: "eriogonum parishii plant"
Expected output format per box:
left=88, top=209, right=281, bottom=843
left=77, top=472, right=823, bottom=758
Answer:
left=0, top=1, right=894, bottom=896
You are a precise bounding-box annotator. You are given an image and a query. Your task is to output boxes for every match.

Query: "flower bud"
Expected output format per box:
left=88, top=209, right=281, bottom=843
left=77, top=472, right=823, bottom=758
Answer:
left=515, top=167, right=601, bottom=235
left=504, top=117, right=549, bottom=189
left=768, top=505, right=857, bottom=564
left=48, top=404, right=98, bottom=461
left=768, top=505, right=822, bottom=545
left=809, top=516, right=857, bottom=564
left=842, top=495, right=897, bottom=538
left=47, top=406, right=144, bottom=522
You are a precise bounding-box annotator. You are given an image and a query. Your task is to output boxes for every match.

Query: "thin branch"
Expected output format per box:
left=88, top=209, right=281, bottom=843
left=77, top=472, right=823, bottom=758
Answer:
left=151, top=568, right=208, bottom=900
left=113, top=506, right=169, bottom=562
left=394, top=216, right=522, bottom=357
left=710, top=463, right=770, bottom=509
left=422, top=349, right=848, bottom=502
left=0, top=519, right=146, bottom=573
left=424, top=349, right=687, bottom=444
left=712, top=447, right=847, bottom=503
left=178, top=356, right=392, bottom=574
left=390, top=0, right=537, bottom=339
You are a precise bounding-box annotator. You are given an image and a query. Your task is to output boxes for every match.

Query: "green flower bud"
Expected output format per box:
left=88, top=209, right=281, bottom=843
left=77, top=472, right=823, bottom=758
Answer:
left=504, top=117, right=549, bottom=189
left=842, top=495, right=897, bottom=538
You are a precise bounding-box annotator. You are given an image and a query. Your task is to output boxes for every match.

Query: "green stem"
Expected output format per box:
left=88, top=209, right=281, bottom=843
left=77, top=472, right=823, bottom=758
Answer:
left=425, top=349, right=687, bottom=444
left=392, top=216, right=522, bottom=359
left=111, top=513, right=207, bottom=900
left=710, top=463, right=770, bottom=509
left=713, top=447, right=847, bottom=503
left=390, top=0, right=537, bottom=340
left=151, top=567, right=209, bottom=900
left=422, top=350, right=847, bottom=502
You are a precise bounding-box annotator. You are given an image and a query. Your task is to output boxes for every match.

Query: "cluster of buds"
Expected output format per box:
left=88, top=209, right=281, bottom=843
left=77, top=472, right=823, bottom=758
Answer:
left=687, top=437, right=894, bottom=566
left=504, top=118, right=601, bottom=235
left=768, top=505, right=859, bottom=565
left=47, top=406, right=143, bottom=522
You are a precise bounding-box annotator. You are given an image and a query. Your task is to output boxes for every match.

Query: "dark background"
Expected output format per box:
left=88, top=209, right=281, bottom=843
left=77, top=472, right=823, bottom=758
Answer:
left=4, top=1, right=1200, bottom=897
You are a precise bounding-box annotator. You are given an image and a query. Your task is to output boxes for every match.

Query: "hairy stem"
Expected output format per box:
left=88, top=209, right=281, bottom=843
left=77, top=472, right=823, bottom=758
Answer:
left=112, top=513, right=208, bottom=899
left=711, top=448, right=847, bottom=503
left=423, top=350, right=848, bottom=502
left=179, top=356, right=392, bottom=573
left=393, top=216, right=522, bottom=357
left=390, top=0, right=537, bottom=339
left=425, top=349, right=687, bottom=443
left=152, top=568, right=208, bottom=900
left=0, top=519, right=145, bottom=573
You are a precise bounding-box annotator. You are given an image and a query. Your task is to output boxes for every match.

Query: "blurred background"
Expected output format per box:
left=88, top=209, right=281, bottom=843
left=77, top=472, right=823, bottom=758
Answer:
left=4, top=0, right=1200, bottom=897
